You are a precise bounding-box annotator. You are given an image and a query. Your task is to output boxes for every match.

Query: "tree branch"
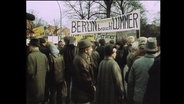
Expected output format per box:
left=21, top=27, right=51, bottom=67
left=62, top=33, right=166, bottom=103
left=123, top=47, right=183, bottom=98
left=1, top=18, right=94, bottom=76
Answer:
left=94, top=1, right=106, bottom=9
left=89, top=12, right=106, bottom=18
left=65, top=1, right=81, bottom=16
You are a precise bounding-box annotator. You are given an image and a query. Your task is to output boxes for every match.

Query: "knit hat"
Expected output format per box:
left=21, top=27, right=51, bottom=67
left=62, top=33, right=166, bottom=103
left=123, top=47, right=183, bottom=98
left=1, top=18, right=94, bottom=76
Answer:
left=78, top=39, right=92, bottom=49
left=49, top=44, right=59, bottom=55
left=127, top=36, right=135, bottom=44
left=138, top=37, right=147, bottom=49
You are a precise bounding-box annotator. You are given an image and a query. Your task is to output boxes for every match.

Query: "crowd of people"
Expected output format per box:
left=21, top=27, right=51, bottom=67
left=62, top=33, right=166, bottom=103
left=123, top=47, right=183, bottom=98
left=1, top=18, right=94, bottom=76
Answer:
left=26, top=35, right=160, bottom=104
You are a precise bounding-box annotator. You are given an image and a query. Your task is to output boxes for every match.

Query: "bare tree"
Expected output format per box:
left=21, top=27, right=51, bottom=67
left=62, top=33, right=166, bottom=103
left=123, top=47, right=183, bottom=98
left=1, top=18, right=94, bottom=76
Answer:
left=152, top=11, right=160, bottom=26
left=94, top=0, right=115, bottom=18
left=64, top=1, right=86, bottom=19
left=104, top=0, right=114, bottom=18
left=64, top=0, right=105, bottom=20
left=53, top=19, right=60, bottom=27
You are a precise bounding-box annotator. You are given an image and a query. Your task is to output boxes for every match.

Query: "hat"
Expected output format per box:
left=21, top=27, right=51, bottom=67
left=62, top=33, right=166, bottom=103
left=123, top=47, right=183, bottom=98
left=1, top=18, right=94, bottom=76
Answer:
left=131, top=41, right=139, bottom=51
left=138, top=37, right=147, bottom=49
left=63, top=36, right=70, bottom=44
left=145, top=37, right=158, bottom=52
left=104, top=44, right=116, bottom=56
left=99, top=39, right=106, bottom=45
left=138, top=37, right=147, bottom=45
left=78, top=39, right=92, bottom=49
left=69, top=37, right=76, bottom=45
left=39, top=38, right=46, bottom=44
left=127, top=36, right=135, bottom=44
left=27, top=13, right=35, bottom=21
left=116, top=40, right=124, bottom=46
left=29, top=38, right=39, bottom=47
left=26, top=28, right=34, bottom=34
left=109, top=40, right=115, bottom=44
left=49, top=44, right=59, bottom=55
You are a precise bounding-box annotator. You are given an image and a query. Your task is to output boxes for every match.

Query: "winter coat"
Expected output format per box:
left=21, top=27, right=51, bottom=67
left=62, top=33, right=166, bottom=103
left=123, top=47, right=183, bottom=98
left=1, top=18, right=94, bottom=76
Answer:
left=26, top=48, right=49, bottom=103
left=143, top=54, right=160, bottom=104
left=62, top=44, right=78, bottom=81
left=39, top=45, right=51, bottom=62
left=96, top=56, right=124, bottom=104
left=115, top=46, right=129, bottom=70
left=96, top=45, right=105, bottom=63
left=72, top=53, right=95, bottom=103
left=49, top=44, right=65, bottom=84
left=90, top=51, right=100, bottom=84
left=127, top=54, right=155, bottom=104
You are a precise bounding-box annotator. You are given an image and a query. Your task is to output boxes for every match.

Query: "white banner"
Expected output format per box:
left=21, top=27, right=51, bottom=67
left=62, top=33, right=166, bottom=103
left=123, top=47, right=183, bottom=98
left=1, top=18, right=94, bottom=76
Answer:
left=70, top=9, right=140, bottom=35
left=48, top=36, right=58, bottom=44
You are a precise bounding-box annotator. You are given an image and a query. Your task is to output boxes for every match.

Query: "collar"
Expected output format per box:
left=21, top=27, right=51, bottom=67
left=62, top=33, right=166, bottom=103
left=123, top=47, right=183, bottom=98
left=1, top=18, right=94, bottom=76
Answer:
left=104, top=56, right=114, bottom=60
left=144, top=53, right=156, bottom=58
left=31, top=47, right=40, bottom=52
left=80, top=53, right=91, bottom=63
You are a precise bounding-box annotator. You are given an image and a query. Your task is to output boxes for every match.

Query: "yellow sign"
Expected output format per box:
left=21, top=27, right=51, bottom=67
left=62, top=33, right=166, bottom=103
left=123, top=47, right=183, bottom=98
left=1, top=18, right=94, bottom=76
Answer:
left=74, top=34, right=95, bottom=42
left=33, top=26, right=45, bottom=37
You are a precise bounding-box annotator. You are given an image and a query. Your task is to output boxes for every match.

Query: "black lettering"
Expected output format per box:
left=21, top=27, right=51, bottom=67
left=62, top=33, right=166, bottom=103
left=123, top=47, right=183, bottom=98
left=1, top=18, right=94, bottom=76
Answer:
left=109, top=22, right=112, bottom=30
left=82, top=21, right=86, bottom=32
left=128, top=13, right=133, bottom=28
left=126, top=14, right=131, bottom=28
left=118, top=17, right=122, bottom=29
left=133, top=13, right=138, bottom=28
left=112, top=18, right=115, bottom=29
left=92, top=21, right=97, bottom=32
left=113, top=18, right=117, bottom=29
left=98, top=24, right=101, bottom=31
left=89, top=21, right=93, bottom=32
left=116, top=18, right=119, bottom=29
left=115, top=18, right=117, bottom=29
left=77, top=21, right=81, bottom=33
left=87, top=22, right=90, bottom=32
left=121, top=15, right=128, bottom=29
left=113, top=17, right=118, bottom=29
left=72, top=21, right=76, bottom=33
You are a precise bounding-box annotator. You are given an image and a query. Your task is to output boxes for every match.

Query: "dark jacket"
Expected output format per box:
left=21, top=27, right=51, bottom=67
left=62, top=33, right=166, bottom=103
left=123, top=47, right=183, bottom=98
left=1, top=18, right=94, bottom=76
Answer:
left=72, top=53, right=95, bottom=103
left=115, top=46, right=129, bottom=70
left=90, top=51, right=100, bottom=84
left=96, top=45, right=105, bottom=63
left=62, top=44, right=78, bottom=80
left=143, top=54, right=160, bottom=104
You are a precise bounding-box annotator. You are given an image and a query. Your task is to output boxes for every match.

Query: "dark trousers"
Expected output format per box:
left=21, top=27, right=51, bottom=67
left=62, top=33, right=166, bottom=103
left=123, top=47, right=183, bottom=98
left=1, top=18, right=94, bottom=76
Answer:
left=65, top=70, right=72, bottom=104
left=44, top=71, right=51, bottom=102
left=50, top=83, right=66, bottom=104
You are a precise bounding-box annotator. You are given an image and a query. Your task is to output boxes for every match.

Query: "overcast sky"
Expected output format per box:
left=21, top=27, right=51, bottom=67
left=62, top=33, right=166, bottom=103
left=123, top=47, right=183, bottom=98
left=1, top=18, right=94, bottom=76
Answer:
left=26, top=1, right=160, bottom=28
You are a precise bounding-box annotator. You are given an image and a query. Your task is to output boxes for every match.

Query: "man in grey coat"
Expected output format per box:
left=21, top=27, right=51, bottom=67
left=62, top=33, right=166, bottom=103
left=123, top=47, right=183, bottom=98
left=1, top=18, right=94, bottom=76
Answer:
left=96, top=44, right=125, bottom=104
left=127, top=37, right=158, bottom=104
left=26, top=39, right=49, bottom=104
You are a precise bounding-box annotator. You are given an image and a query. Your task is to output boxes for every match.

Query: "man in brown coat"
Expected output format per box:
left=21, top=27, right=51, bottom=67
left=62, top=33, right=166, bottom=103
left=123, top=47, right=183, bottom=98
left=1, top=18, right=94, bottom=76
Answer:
left=26, top=39, right=49, bottom=104
left=71, top=39, right=96, bottom=104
